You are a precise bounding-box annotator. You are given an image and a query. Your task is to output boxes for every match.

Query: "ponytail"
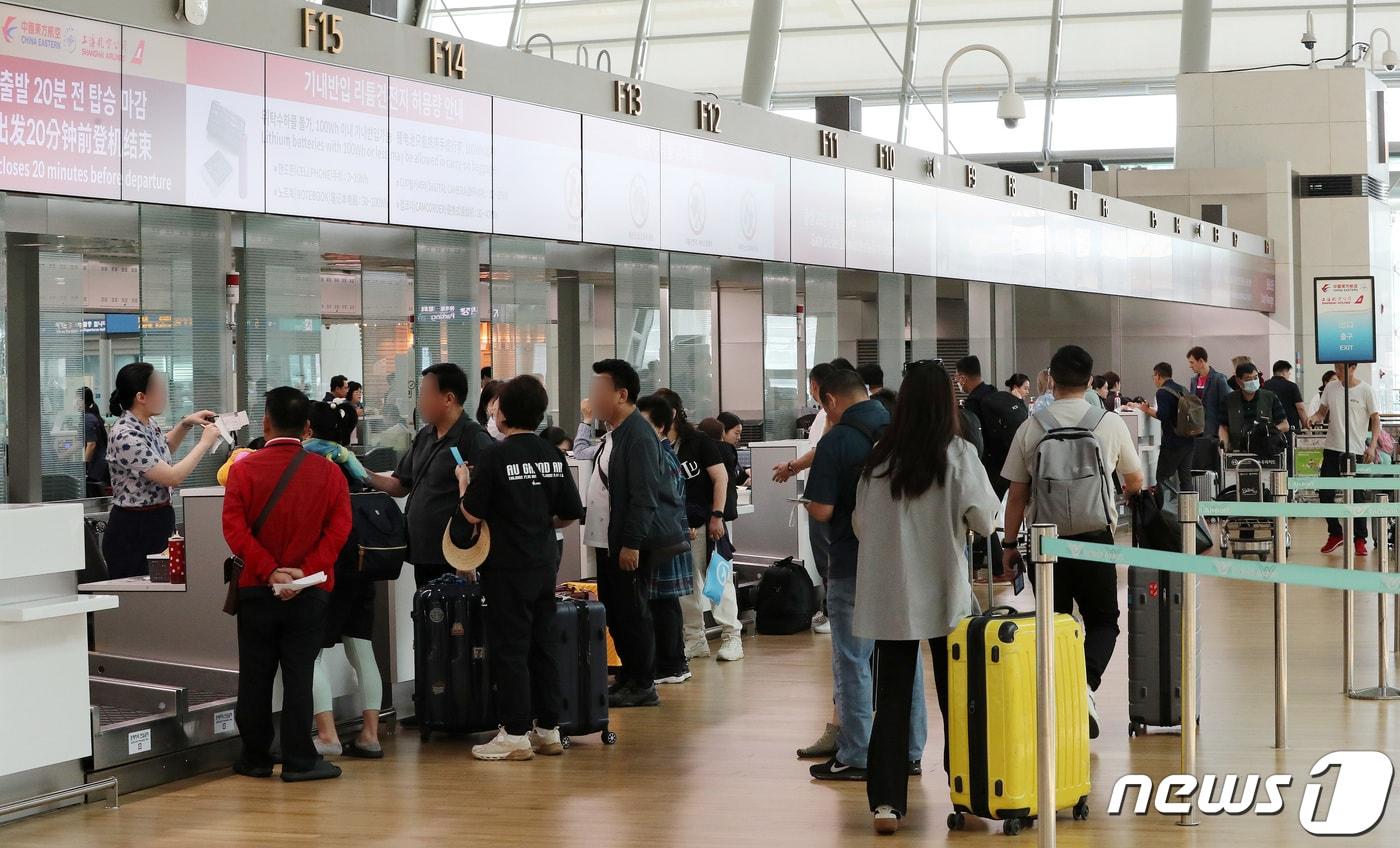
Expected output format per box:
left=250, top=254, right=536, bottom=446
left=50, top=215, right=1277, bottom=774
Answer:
left=110, top=362, right=155, bottom=417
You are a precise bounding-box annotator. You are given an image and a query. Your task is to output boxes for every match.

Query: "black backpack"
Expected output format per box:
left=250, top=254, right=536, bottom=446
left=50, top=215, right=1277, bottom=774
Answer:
left=345, top=491, right=408, bottom=581
left=979, top=390, right=1028, bottom=459
left=755, top=556, right=818, bottom=635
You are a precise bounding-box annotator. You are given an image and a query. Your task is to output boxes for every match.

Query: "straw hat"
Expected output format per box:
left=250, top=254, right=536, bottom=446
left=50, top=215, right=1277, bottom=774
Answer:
left=441, top=513, right=490, bottom=573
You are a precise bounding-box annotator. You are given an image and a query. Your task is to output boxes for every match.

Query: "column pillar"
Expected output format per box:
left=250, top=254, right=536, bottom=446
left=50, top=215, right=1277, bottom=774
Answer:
left=1180, top=0, right=1213, bottom=74
left=741, top=0, right=786, bottom=109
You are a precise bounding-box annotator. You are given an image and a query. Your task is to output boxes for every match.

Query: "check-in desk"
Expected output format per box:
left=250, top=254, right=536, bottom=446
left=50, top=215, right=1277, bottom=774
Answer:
left=743, top=440, right=820, bottom=585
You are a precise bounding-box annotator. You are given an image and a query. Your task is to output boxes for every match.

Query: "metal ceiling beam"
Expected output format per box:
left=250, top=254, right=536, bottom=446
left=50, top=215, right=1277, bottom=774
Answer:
left=741, top=0, right=786, bottom=109
left=895, top=0, right=923, bottom=145
left=1041, top=0, right=1065, bottom=164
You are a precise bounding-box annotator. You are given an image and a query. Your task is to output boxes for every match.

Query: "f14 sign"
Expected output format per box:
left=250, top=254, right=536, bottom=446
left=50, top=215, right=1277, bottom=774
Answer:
left=1314, top=276, right=1377, bottom=364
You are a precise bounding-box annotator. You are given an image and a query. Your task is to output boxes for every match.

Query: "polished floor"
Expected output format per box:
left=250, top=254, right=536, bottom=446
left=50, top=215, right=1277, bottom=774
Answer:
left=7, top=525, right=1400, bottom=846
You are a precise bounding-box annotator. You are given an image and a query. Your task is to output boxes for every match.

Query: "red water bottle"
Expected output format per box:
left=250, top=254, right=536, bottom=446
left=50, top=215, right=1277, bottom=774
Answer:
left=168, top=532, right=186, bottom=585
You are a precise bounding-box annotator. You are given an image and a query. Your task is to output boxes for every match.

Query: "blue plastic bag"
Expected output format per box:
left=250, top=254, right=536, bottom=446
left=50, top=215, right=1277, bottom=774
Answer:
left=703, top=548, right=732, bottom=605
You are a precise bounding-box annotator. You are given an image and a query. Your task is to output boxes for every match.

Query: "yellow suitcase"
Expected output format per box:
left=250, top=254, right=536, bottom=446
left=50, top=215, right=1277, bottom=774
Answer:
left=947, top=607, right=1092, bottom=836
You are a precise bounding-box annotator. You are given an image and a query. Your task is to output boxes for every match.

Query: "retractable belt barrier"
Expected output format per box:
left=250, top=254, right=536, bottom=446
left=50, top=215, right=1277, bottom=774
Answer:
left=1026, top=489, right=1400, bottom=846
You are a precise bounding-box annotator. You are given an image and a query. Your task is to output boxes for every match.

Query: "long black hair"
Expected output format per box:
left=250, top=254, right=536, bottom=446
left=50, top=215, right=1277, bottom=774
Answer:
left=863, top=362, right=958, bottom=500
left=109, top=362, right=155, bottom=417
left=653, top=387, right=699, bottom=444
left=81, top=387, right=101, bottom=419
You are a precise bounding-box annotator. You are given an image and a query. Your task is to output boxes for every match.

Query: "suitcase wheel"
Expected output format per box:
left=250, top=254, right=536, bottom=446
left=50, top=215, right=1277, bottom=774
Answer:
left=1073, top=799, right=1090, bottom=821
left=602, top=730, right=618, bottom=745
left=946, top=812, right=966, bottom=831
left=1128, top=721, right=1147, bottom=737
left=1003, top=818, right=1023, bottom=836
left=561, top=736, right=572, bottom=750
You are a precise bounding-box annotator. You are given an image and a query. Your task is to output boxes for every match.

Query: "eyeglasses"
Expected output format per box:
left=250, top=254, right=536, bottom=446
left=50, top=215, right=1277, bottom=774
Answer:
left=903, top=358, right=944, bottom=376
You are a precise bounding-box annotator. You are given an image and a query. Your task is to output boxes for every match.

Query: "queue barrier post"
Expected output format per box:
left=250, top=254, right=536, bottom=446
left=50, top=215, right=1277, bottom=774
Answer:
left=1344, top=459, right=1356, bottom=694
left=1271, top=469, right=1289, bottom=749
left=1349, top=491, right=1400, bottom=700
left=1031, top=523, right=1058, bottom=848
left=1177, top=489, right=1199, bottom=828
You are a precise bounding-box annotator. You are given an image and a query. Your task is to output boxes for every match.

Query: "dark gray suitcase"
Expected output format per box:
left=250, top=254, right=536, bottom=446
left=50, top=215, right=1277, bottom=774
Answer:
left=551, top=598, right=616, bottom=746
left=1127, top=568, right=1199, bottom=735
left=412, top=575, right=494, bottom=741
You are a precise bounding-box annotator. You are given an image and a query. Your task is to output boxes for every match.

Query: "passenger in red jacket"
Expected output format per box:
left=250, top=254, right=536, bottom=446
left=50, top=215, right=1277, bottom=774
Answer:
left=223, top=387, right=351, bottom=782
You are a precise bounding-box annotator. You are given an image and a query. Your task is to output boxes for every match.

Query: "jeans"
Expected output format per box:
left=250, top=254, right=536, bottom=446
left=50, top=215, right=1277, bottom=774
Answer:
left=1321, top=449, right=1368, bottom=539
left=651, top=597, right=686, bottom=678
left=826, top=575, right=926, bottom=769
left=594, top=547, right=656, bottom=689
left=1028, top=529, right=1118, bottom=690
left=868, top=637, right=950, bottom=815
left=680, top=536, right=741, bottom=643
left=1157, top=442, right=1196, bottom=493
left=809, top=517, right=830, bottom=614
left=478, top=566, right=562, bottom=735
left=235, top=590, right=328, bottom=773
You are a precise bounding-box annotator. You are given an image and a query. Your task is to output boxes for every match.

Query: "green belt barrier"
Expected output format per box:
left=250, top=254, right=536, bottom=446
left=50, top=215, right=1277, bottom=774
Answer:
left=1356, top=464, right=1400, bottom=476
left=1286, top=477, right=1400, bottom=491
left=1040, top=537, right=1400, bottom=595
left=1195, top=500, right=1400, bottom=518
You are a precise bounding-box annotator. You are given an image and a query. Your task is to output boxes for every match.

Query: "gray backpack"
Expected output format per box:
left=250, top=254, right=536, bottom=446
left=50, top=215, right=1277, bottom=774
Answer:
left=1030, top=407, right=1116, bottom=536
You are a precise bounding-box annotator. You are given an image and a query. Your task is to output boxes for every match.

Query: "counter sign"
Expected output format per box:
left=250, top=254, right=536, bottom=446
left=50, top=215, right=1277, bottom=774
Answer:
left=1314, top=275, right=1376, bottom=363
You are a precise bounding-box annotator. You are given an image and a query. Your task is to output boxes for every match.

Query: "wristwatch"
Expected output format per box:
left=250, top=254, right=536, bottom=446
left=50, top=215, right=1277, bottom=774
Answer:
left=710, top=510, right=725, bottom=519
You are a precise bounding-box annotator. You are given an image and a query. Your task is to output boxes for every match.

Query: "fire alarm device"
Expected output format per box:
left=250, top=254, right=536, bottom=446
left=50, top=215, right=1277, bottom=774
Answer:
left=179, top=0, right=210, bottom=26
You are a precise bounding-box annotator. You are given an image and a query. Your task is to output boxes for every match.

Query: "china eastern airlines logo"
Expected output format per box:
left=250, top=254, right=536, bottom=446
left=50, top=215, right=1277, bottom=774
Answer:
left=2, top=17, right=18, bottom=42
left=1109, top=751, right=1394, bottom=836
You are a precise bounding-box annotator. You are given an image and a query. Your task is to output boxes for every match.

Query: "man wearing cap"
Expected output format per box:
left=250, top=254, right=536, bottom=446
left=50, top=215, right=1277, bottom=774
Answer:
left=451, top=375, right=584, bottom=761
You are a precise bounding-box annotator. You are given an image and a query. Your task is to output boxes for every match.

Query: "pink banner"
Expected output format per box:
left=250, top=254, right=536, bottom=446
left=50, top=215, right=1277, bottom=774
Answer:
left=0, top=54, right=120, bottom=198
left=186, top=40, right=262, bottom=97
left=265, top=54, right=385, bottom=116
left=390, top=77, right=488, bottom=132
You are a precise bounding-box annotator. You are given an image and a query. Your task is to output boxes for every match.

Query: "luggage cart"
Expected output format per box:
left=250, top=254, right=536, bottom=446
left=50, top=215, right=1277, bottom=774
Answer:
left=1219, top=456, right=1279, bottom=561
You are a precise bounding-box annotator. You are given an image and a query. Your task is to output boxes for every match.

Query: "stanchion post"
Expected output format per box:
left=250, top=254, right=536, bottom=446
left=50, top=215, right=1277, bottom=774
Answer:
left=1178, top=489, right=1199, bottom=828
left=1271, top=469, right=1288, bottom=750
left=1344, top=459, right=1356, bottom=694
left=1032, top=523, right=1058, bottom=848
left=1349, top=492, right=1400, bottom=700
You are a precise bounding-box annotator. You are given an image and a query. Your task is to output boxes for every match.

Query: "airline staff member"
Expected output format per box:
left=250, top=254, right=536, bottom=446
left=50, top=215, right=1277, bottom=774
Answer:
left=104, top=362, right=221, bottom=578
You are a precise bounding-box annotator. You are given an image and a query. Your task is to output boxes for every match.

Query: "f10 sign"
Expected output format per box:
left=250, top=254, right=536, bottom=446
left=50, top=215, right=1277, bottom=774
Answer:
left=1314, top=276, right=1377, bottom=364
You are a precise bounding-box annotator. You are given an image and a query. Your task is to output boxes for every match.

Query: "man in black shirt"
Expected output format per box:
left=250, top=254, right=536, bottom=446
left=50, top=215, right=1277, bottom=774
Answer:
left=1133, top=362, right=1196, bottom=493
left=456, top=375, right=583, bottom=762
left=1262, top=360, right=1306, bottom=432
left=1222, top=361, right=1289, bottom=453
left=367, top=363, right=493, bottom=586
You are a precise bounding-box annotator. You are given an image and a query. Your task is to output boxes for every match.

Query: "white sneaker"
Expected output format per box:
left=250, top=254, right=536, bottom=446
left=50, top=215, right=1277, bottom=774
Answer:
left=656, top=669, right=693, bottom=684
left=874, top=805, right=900, bottom=835
left=685, top=639, right=711, bottom=659
left=1086, top=685, right=1100, bottom=740
left=812, top=612, right=832, bottom=635
left=528, top=725, right=564, bottom=756
left=313, top=736, right=342, bottom=757
left=472, top=728, right=534, bottom=761
left=717, top=636, right=745, bottom=662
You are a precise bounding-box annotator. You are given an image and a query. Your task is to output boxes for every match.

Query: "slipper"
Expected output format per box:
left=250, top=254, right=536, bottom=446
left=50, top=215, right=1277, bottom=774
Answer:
left=344, top=741, right=384, bottom=759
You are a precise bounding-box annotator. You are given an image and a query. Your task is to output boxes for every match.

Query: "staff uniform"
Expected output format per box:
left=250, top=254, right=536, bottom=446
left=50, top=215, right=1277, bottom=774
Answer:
left=223, top=438, right=351, bottom=775
left=461, top=434, right=583, bottom=735
left=103, top=411, right=177, bottom=579
left=391, top=411, right=492, bottom=586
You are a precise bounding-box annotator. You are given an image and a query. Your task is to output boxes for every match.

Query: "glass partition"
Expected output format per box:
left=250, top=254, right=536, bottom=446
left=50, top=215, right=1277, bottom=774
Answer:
left=761, top=261, right=799, bottom=440
left=668, top=253, right=715, bottom=418
left=488, top=236, right=553, bottom=403
left=240, top=215, right=321, bottom=436
left=803, top=265, right=838, bottom=372
left=615, top=247, right=664, bottom=397
left=39, top=248, right=86, bottom=501
left=414, top=229, right=483, bottom=422
left=909, top=274, right=938, bottom=364
left=878, top=272, right=906, bottom=390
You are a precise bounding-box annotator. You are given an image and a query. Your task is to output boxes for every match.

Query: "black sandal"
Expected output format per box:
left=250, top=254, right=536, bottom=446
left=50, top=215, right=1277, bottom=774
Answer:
left=344, top=741, right=385, bottom=759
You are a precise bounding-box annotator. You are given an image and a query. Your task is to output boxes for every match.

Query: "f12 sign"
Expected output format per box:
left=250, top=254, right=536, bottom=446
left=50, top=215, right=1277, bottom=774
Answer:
left=1315, top=276, right=1377, bottom=364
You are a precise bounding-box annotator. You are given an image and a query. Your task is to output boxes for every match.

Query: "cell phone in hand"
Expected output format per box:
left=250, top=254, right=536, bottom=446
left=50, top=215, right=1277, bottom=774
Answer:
left=450, top=446, right=465, bottom=466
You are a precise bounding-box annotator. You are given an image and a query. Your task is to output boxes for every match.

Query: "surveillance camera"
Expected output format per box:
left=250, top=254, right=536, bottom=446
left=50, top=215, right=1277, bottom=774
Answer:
left=996, top=90, right=1026, bottom=130
left=1301, top=31, right=1317, bottom=50
left=1385, top=48, right=1398, bottom=70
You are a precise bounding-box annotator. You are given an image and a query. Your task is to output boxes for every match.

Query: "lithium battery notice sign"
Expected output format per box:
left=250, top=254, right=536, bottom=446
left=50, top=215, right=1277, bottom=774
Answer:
left=1315, top=276, right=1377, bottom=364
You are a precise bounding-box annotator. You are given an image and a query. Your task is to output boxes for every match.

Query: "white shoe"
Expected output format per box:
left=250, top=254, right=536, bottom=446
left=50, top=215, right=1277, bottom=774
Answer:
left=528, top=725, right=564, bottom=756
left=656, top=669, right=693, bottom=684
left=812, top=612, right=832, bottom=635
left=472, top=728, right=534, bottom=761
left=717, top=636, right=745, bottom=662
left=874, top=805, right=900, bottom=835
left=685, top=639, right=711, bottom=659
left=313, top=736, right=342, bottom=757
left=1087, top=685, right=1100, bottom=740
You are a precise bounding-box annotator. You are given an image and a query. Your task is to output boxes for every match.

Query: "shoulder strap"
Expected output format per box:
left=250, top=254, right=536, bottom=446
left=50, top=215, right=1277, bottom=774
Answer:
left=836, top=418, right=878, bottom=445
left=1032, top=408, right=1060, bottom=435
left=1075, top=407, right=1109, bottom=431
left=252, top=450, right=308, bottom=537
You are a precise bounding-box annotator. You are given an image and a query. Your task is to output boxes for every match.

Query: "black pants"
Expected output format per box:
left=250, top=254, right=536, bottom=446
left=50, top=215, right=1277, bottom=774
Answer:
left=1028, top=528, right=1118, bottom=691
left=651, top=597, right=686, bottom=678
left=868, top=637, right=950, bottom=816
left=102, top=504, right=175, bottom=579
left=594, top=547, right=655, bottom=689
left=1321, top=449, right=1368, bottom=539
left=1157, top=443, right=1196, bottom=494
left=235, top=590, right=328, bottom=773
left=478, top=565, right=562, bottom=735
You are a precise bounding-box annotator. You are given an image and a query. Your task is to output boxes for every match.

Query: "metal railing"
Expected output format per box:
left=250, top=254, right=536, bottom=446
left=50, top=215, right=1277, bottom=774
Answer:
left=0, top=778, right=118, bottom=824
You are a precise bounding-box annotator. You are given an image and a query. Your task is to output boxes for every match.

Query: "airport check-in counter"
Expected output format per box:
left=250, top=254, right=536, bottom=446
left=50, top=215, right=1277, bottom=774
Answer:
left=744, top=440, right=819, bottom=585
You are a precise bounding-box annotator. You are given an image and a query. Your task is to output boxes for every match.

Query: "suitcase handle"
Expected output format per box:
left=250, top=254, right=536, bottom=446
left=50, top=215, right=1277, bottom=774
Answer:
left=982, top=605, right=1021, bottom=618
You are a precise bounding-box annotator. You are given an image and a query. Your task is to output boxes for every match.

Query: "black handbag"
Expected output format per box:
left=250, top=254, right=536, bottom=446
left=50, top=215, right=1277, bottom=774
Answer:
left=223, top=451, right=308, bottom=616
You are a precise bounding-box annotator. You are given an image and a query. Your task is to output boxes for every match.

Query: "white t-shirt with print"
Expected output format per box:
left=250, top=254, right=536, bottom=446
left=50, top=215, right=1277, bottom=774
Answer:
left=1321, top=378, right=1377, bottom=455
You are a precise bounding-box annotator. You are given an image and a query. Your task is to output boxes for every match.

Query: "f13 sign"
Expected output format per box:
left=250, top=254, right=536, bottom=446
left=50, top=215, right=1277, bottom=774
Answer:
left=0, top=3, right=121, bottom=199
left=1314, top=276, right=1377, bottom=364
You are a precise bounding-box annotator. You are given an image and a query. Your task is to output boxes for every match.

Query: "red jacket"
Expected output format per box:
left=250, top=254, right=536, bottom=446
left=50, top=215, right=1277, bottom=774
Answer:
left=223, top=438, right=351, bottom=591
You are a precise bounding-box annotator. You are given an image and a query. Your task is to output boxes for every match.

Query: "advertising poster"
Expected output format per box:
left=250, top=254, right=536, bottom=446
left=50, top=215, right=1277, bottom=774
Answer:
left=266, top=54, right=388, bottom=222
left=0, top=3, right=121, bottom=199
left=1314, top=276, right=1377, bottom=364
left=389, top=77, right=490, bottom=231
left=121, top=30, right=264, bottom=210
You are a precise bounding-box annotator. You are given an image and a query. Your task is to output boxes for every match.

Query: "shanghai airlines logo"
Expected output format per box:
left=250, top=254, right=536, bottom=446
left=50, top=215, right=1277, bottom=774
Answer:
left=1, top=17, right=17, bottom=43
left=1108, top=750, right=1394, bottom=836
left=687, top=182, right=707, bottom=235
left=63, top=25, right=76, bottom=53
left=739, top=190, right=758, bottom=242
left=628, top=174, right=649, bottom=229
left=132, top=39, right=146, bottom=64
left=564, top=165, right=582, bottom=222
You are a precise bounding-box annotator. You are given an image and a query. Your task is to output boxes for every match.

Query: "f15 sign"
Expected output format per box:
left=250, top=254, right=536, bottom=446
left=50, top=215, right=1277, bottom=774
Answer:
left=1314, top=276, right=1376, bottom=364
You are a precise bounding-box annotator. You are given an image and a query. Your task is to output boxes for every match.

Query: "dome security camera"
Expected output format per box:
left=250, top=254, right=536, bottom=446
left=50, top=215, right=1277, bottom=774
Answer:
left=1301, top=10, right=1317, bottom=51
left=1385, top=48, right=1398, bottom=71
left=997, top=90, right=1026, bottom=129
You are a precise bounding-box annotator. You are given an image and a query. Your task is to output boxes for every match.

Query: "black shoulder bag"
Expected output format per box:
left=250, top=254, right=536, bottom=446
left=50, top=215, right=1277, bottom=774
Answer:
left=223, top=451, right=309, bottom=616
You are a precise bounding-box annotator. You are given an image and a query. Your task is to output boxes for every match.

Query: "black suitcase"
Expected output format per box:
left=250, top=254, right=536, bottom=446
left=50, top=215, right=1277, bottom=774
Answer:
left=551, top=597, right=616, bottom=746
left=1127, top=493, right=1199, bottom=735
left=413, top=574, right=494, bottom=741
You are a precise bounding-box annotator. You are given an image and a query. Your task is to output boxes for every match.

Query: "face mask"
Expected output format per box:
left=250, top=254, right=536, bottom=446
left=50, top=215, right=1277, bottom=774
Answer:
left=1243, top=379, right=1261, bottom=393
left=487, top=414, right=504, bottom=440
